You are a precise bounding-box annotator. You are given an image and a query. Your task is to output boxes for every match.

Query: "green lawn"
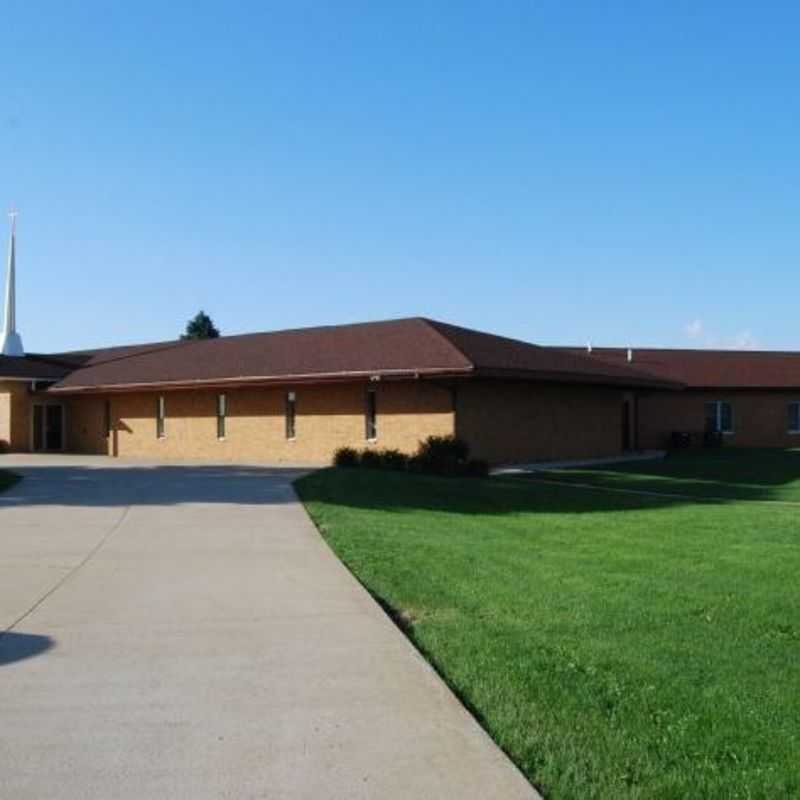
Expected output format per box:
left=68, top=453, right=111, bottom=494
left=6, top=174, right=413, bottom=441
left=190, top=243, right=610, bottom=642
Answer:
left=296, top=451, right=800, bottom=799
left=0, top=470, right=19, bottom=493
left=538, top=448, right=800, bottom=502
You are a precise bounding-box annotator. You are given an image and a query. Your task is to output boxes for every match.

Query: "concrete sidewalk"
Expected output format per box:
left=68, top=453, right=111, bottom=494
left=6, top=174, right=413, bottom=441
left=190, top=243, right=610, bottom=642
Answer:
left=493, top=449, right=666, bottom=475
left=0, top=455, right=537, bottom=799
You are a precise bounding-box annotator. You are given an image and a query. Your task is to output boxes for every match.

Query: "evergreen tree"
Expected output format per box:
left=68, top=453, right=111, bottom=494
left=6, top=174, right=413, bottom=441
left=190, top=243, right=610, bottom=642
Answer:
left=182, top=310, right=220, bottom=340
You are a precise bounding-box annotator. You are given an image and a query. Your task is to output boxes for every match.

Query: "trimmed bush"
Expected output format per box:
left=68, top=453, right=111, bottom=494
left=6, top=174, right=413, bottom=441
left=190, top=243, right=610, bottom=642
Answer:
left=333, top=437, right=485, bottom=478
left=376, top=448, right=409, bottom=471
left=358, top=449, right=409, bottom=471
left=359, top=449, right=383, bottom=469
left=414, top=435, right=470, bottom=476
left=333, top=446, right=360, bottom=468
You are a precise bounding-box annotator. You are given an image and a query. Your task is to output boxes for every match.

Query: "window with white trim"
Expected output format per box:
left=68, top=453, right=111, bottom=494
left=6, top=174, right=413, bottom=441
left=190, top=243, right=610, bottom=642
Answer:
left=704, top=401, right=733, bottom=434
left=788, top=402, right=800, bottom=434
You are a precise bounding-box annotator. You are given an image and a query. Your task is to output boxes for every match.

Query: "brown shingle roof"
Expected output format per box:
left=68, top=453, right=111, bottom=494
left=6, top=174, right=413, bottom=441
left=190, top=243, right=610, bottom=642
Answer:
left=0, top=354, right=78, bottom=381
left=423, top=320, right=679, bottom=388
left=557, top=346, right=800, bottom=389
left=48, top=318, right=676, bottom=393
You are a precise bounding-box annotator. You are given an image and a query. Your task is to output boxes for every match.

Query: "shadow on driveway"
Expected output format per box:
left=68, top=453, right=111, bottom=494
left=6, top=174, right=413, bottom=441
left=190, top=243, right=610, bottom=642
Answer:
left=0, top=464, right=312, bottom=508
left=0, top=632, right=55, bottom=666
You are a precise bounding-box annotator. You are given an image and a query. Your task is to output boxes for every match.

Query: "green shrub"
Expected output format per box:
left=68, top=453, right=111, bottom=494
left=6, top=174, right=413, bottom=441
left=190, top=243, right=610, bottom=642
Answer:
left=414, top=435, right=470, bottom=476
left=334, top=438, right=485, bottom=478
left=376, top=449, right=409, bottom=471
left=359, top=449, right=383, bottom=469
left=333, top=446, right=360, bottom=468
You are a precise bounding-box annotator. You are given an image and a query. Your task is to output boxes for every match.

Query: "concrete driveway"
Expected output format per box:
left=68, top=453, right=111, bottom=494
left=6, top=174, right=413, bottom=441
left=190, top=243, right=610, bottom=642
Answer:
left=0, top=455, right=537, bottom=800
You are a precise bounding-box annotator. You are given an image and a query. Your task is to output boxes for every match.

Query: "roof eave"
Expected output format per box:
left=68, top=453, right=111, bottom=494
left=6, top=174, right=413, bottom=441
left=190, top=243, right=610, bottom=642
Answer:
left=0, top=375, right=65, bottom=382
left=678, top=384, right=800, bottom=391
left=471, top=367, right=683, bottom=390
left=46, top=366, right=475, bottom=395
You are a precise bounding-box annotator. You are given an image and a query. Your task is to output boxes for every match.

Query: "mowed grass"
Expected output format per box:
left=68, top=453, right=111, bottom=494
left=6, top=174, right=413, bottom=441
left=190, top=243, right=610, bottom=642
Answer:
left=0, top=470, right=19, bottom=493
left=296, top=452, right=800, bottom=799
left=539, top=448, right=800, bottom=502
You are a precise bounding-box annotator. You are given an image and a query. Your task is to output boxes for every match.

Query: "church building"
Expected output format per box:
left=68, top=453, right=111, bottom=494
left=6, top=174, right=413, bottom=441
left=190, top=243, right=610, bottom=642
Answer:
left=3, top=219, right=800, bottom=464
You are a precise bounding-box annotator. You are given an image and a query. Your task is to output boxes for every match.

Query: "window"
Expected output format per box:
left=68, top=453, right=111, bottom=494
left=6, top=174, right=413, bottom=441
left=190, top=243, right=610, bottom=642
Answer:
left=704, top=401, right=733, bottom=434
left=104, top=400, right=111, bottom=439
left=217, top=394, right=227, bottom=439
left=365, top=387, right=377, bottom=440
left=789, top=402, right=800, bottom=434
left=285, top=391, right=296, bottom=440
left=156, top=395, right=166, bottom=439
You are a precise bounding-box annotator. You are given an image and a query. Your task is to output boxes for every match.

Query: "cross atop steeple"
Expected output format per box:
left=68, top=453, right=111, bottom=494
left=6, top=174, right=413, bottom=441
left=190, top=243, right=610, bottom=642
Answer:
left=1, top=210, right=25, bottom=357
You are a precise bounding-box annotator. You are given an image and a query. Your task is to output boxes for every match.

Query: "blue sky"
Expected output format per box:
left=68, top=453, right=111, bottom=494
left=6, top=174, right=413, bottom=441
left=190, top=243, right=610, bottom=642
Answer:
left=3, top=2, right=800, bottom=352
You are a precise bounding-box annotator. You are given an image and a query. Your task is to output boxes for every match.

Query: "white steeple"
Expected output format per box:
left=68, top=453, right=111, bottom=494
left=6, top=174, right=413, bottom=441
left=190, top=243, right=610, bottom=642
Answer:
left=1, top=210, right=24, bottom=357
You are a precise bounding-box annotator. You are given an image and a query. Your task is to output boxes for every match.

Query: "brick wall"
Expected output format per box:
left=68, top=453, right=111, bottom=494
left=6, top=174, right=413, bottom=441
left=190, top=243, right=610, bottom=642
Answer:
left=64, top=380, right=455, bottom=463
left=455, top=380, right=626, bottom=464
left=0, top=380, right=31, bottom=452
left=64, top=395, right=111, bottom=455
left=638, top=389, right=800, bottom=449
left=49, top=380, right=800, bottom=463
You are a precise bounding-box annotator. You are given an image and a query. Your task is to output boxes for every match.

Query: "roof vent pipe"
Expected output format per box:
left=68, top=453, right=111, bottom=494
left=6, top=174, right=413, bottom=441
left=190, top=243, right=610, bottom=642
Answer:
left=586, top=342, right=592, bottom=354
left=627, top=348, right=633, bottom=363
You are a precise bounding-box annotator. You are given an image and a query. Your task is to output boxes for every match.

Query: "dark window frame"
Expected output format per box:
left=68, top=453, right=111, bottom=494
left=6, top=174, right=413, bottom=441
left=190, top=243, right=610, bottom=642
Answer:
left=285, top=391, right=296, bottom=440
left=103, top=400, right=111, bottom=439
left=789, top=401, right=800, bottom=434
left=217, top=393, right=227, bottom=440
left=704, top=400, right=734, bottom=434
left=156, top=395, right=166, bottom=439
left=365, top=386, right=377, bottom=441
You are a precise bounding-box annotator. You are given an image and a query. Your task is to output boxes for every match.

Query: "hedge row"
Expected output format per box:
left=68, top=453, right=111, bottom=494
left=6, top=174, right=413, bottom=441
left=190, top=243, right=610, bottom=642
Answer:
left=333, top=435, right=489, bottom=478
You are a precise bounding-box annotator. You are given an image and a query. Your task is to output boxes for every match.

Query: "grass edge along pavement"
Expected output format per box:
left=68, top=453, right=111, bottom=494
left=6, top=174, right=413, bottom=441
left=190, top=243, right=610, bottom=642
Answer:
left=296, top=457, right=800, bottom=799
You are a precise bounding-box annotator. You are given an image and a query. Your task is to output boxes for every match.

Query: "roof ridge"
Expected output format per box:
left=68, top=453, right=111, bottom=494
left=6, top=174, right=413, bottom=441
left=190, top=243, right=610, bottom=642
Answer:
left=418, top=318, right=475, bottom=370
left=422, top=320, right=681, bottom=387
left=48, top=317, right=435, bottom=356
left=78, top=340, right=195, bottom=369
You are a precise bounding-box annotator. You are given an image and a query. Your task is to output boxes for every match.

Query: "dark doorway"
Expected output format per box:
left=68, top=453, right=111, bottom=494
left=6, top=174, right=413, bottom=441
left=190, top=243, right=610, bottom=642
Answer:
left=32, top=403, right=64, bottom=451
left=46, top=405, right=64, bottom=450
left=621, top=400, right=632, bottom=451
left=33, top=405, right=44, bottom=451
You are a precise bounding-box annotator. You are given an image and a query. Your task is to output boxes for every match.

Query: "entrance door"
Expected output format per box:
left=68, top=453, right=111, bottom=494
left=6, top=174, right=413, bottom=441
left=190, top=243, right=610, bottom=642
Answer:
left=45, top=405, right=64, bottom=450
left=32, top=403, right=64, bottom=451
left=33, top=405, right=45, bottom=451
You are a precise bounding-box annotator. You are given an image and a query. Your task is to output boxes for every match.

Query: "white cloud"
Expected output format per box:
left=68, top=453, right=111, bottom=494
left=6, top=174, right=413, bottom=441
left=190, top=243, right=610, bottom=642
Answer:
left=682, top=320, right=759, bottom=350
left=729, top=329, right=759, bottom=351
left=685, top=319, right=704, bottom=339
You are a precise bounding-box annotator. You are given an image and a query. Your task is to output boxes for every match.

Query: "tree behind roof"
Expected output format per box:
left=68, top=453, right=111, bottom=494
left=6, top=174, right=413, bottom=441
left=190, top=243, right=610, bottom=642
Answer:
left=182, top=310, right=220, bottom=340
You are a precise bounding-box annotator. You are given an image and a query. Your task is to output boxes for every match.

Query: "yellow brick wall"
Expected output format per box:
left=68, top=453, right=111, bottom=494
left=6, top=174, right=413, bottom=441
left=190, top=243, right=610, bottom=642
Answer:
left=0, top=382, right=12, bottom=450
left=456, top=380, right=626, bottom=464
left=80, top=380, right=454, bottom=463
left=0, top=380, right=32, bottom=452
left=64, top=395, right=111, bottom=455
left=637, top=390, right=800, bottom=449
left=46, top=380, right=800, bottom=461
